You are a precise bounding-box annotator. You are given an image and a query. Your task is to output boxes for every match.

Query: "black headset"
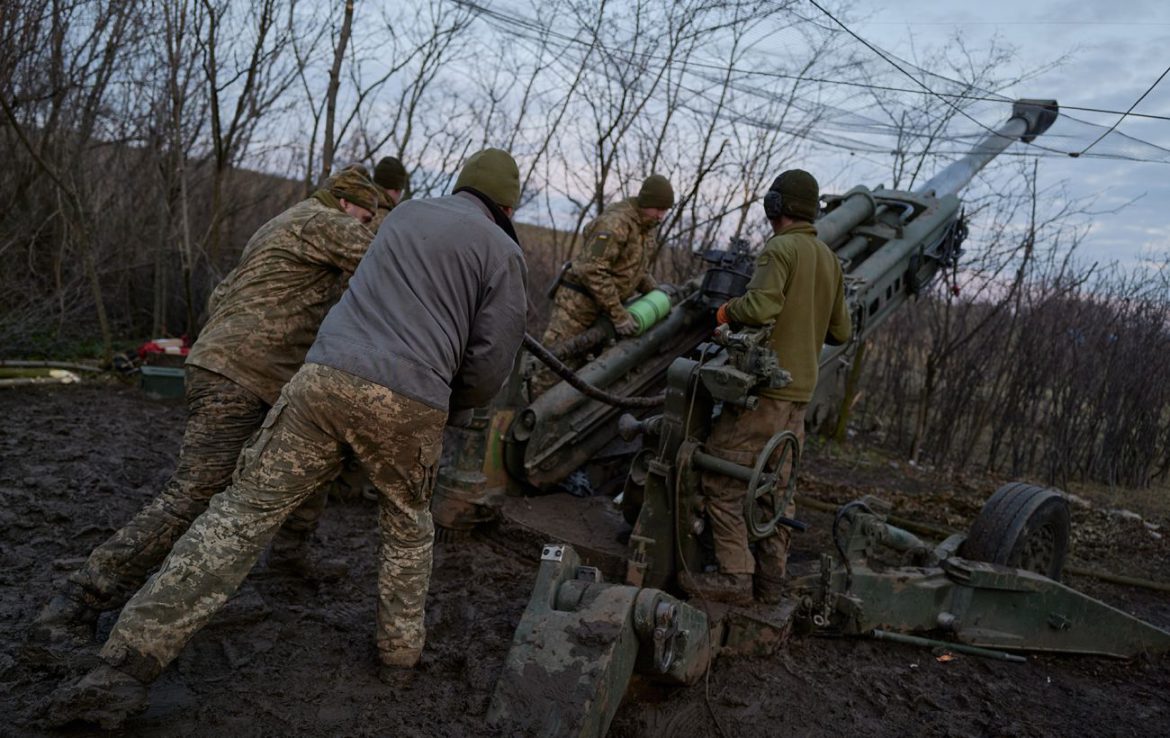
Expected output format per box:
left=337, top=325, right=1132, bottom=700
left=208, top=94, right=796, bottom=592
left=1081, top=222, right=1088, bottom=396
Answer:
left=762, top=175, right=786, bottom=220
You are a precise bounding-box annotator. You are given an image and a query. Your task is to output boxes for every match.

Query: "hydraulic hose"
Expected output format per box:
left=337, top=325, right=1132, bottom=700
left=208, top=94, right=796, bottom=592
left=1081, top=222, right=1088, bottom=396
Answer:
left=522, top=333, right=664, bottom=409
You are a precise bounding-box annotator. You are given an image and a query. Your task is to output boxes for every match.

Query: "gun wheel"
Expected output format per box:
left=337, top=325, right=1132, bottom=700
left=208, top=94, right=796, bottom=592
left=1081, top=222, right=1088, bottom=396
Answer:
left=963, top=482, right=1070, bottom=580
left=744, top=430, right=800, bottom=540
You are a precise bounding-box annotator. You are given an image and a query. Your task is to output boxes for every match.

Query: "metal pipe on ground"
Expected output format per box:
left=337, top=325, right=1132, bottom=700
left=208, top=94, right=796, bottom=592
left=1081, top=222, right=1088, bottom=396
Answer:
left=870, top=629, right=1028, bottom=663
left=0, top=360, right=103, bottom=373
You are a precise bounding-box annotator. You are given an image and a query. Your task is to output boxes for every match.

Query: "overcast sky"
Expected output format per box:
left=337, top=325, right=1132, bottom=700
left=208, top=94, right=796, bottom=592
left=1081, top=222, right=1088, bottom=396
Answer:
left=842, top=0, right=1170, bottom=272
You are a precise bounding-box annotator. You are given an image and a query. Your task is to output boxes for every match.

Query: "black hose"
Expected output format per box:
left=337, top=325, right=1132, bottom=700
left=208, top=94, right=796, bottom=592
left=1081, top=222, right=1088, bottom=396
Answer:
left=831, top=500, right=876, bottom=592
left=522, top=333, right=665, bottom=409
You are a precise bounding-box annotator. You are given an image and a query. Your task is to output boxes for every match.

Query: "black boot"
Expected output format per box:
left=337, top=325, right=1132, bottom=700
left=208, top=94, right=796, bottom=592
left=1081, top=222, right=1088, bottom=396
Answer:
left=28, top=583, right=100, bottom=650
left=40, top=663, right=149, bottom=729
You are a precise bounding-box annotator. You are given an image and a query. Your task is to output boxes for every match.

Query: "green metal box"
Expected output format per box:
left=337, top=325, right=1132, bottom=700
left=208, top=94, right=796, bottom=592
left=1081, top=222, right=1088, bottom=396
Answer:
left=140, top=366, right=185, bottom=399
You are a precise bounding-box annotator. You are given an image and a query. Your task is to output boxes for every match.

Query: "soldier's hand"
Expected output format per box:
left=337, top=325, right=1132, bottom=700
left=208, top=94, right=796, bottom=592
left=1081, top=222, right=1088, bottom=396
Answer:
left=614, top=316, right=638, bottom=337
left=657, top=283, right=677, bottom=298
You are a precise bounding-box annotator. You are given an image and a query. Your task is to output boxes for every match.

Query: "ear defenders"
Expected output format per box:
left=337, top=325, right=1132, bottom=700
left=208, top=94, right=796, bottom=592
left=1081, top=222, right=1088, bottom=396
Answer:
left=762, top=176, right=785, bottom=220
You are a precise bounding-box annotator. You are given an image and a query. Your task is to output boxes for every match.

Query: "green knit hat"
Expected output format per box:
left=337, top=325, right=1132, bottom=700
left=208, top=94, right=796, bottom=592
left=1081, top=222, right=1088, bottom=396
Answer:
left=637, top=174, right=674, bottom=209
left=772, top=169, right=819, bottom=221
left=453, top=148, right=520, bottom=208
left=374, top=156, right=408, bottom=191
left=327, top=168, right=380, bottom=213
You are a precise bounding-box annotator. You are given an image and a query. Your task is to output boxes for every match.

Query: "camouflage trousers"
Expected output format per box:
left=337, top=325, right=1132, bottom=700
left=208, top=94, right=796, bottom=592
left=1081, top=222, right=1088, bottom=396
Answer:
left=100, top=363, right=446, bottom=681
left=530, top=288, right=601, bottom=397
left=702, top=397, right=806, bottom=580
left=66, top=365, right=326, bottom=611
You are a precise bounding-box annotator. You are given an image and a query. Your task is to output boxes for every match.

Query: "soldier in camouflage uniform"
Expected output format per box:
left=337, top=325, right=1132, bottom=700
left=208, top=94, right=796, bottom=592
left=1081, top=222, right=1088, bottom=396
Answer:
left=678, top=170, right=851, bottom=605
left=277, top=157, right=413, bottom=533
left=30, top=169, right=381, bottom=648
left=43, top=149, right=528, bottom=728
left=530, top=174, right=674, bottom=396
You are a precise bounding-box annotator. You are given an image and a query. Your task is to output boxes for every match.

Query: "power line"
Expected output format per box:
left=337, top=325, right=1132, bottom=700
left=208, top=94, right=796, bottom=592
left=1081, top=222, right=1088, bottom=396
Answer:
left=1075, top=64, right=1170, bottom=157
left=805, top=1, right=1170, bottom=163
left=451, top=0, right=1170, bottom=164
left=460, top=0, right=1170, bottom=123
left=458, top=0, right=1170, bottom=123
left=806, top=0, right=1072, bottom=156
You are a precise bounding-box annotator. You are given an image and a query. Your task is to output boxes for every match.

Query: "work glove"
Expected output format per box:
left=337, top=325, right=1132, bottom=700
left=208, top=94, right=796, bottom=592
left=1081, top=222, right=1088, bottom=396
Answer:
left=614, top=314, right=638, bottom=337
left=716, top=302, right=731, bottom=326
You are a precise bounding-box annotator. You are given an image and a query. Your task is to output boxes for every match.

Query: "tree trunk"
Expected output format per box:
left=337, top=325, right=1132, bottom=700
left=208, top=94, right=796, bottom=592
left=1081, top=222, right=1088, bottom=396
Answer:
left=320, top=0, right=355, bottom=182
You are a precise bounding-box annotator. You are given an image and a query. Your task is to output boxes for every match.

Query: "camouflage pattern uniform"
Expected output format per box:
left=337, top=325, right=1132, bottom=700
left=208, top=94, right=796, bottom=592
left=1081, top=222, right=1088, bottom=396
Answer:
left=61, top=197, right=373, bottom=613
left=39, top=156, right=523, bottom=731
left=533, top=199, right=658, bottom=395
left=99, top=179, right=528, bottom=678
left=101, top=363, right=447, bottom=680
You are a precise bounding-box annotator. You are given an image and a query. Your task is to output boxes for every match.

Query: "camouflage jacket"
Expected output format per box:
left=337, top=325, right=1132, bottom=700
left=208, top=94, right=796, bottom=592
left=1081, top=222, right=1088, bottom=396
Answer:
left=567, top=198, right=658, bottom=321
left=187, top=198, right=375, bottom=404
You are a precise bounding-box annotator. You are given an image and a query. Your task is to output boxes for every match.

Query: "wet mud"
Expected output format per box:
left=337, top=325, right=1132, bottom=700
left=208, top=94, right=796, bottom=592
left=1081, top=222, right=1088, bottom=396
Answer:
left=1, top=382, right=1168, bottom=736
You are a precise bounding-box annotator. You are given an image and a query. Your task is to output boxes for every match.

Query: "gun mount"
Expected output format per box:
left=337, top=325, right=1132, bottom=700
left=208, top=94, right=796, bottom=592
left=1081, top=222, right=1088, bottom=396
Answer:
left=792, top=489, right=1170, bottom=659
left=488, top=288, right=1170, bottom=737
left=428, top=99, right=1168, bottom=736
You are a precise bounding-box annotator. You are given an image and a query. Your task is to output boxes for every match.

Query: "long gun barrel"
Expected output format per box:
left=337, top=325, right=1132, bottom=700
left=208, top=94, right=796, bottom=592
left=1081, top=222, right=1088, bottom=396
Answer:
left=806, top=99, right=1058, bottom=425
left=504, top=99, right=1060, bottom=486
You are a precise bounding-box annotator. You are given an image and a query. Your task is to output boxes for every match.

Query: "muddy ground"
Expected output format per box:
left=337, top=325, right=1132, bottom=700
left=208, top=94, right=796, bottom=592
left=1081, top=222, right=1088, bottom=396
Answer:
left=1, top=381, right=1168, bottom=736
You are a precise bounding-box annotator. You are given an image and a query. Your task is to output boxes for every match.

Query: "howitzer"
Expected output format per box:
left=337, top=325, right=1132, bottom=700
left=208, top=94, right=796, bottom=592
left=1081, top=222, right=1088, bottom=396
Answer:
left=436, top=100, right=1168, bottom=738
left=433, top=99, right=1058, bottom=526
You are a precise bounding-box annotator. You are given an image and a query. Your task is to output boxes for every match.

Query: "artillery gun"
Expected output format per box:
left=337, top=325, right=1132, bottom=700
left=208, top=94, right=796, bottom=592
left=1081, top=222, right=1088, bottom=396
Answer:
left=430, top=100, right=1170, bottom=737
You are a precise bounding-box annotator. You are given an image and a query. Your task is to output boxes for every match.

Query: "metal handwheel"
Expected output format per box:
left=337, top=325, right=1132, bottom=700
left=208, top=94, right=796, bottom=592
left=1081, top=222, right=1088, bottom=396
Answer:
left=743, top=430, right=801, bottom=540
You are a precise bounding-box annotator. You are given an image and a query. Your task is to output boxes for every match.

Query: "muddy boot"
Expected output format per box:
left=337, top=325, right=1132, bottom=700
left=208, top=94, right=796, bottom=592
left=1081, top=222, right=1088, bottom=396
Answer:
left=39, top=663, right=148, bottom=730
left=378, top=664, right=419, bottom=687
left=754, top=574, right=786, bottom=605
left=27, top=583, right=100, bottom=651
left=677, top=571, right=753, bottom=605
left=267, top=537, right=349, bottom=582
left=378, top=648, right=422, bottom=686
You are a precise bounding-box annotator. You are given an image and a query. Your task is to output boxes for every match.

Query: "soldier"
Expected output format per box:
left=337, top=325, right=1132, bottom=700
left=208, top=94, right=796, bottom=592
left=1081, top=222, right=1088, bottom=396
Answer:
left=43, top=149, right=528, bottom=728
left=530, top=174, right=674, bottom=396
left=679, top=169, right=851, bottom=605
left=29, top=169, right=381, bottom=649
left=370, top=155, right=409, bottom=231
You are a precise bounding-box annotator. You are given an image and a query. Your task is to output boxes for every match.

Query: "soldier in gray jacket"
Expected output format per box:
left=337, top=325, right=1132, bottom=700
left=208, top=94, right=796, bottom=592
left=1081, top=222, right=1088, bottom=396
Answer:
left=44, top=149, right=528, bottom=728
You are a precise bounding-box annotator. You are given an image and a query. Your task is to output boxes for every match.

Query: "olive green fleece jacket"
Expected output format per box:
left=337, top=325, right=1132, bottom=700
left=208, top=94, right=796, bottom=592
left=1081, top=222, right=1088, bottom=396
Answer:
left=724, top=222, right=851, bottom=401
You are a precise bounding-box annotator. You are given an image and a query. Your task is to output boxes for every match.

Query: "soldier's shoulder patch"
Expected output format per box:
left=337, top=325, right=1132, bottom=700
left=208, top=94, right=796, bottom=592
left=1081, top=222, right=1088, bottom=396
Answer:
left=756, top=253, right=770, bottom=268
left=589, top=232, right=614, bottom=256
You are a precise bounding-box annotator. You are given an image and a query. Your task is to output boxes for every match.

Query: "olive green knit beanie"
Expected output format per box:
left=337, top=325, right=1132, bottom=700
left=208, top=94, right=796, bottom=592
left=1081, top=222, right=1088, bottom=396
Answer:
left=772, top=169, right=819, bottom=221
left=453, top=148, right=520, bottom=208
left=637, top=174, right=675, bottom=209
left=374, top=156, right=408, bottom=191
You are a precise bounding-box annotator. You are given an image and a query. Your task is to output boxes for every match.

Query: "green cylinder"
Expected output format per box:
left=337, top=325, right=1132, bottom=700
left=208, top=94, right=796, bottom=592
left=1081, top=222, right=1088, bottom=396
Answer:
left=627, top=289, right=672, bottom=335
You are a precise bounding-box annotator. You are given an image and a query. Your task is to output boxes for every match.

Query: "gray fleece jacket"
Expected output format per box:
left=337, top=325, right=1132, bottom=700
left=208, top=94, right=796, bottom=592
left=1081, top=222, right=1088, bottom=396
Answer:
left=306, top=192, right=528, bottom=412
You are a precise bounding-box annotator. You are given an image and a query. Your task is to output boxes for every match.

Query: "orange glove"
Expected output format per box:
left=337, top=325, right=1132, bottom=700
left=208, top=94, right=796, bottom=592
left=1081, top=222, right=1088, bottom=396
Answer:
left=716, top=302, right=731, bottom=326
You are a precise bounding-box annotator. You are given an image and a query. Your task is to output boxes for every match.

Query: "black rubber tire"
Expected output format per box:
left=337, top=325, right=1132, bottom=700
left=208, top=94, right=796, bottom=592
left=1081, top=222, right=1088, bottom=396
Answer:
left=962, top=482, right=1070, bottom=580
